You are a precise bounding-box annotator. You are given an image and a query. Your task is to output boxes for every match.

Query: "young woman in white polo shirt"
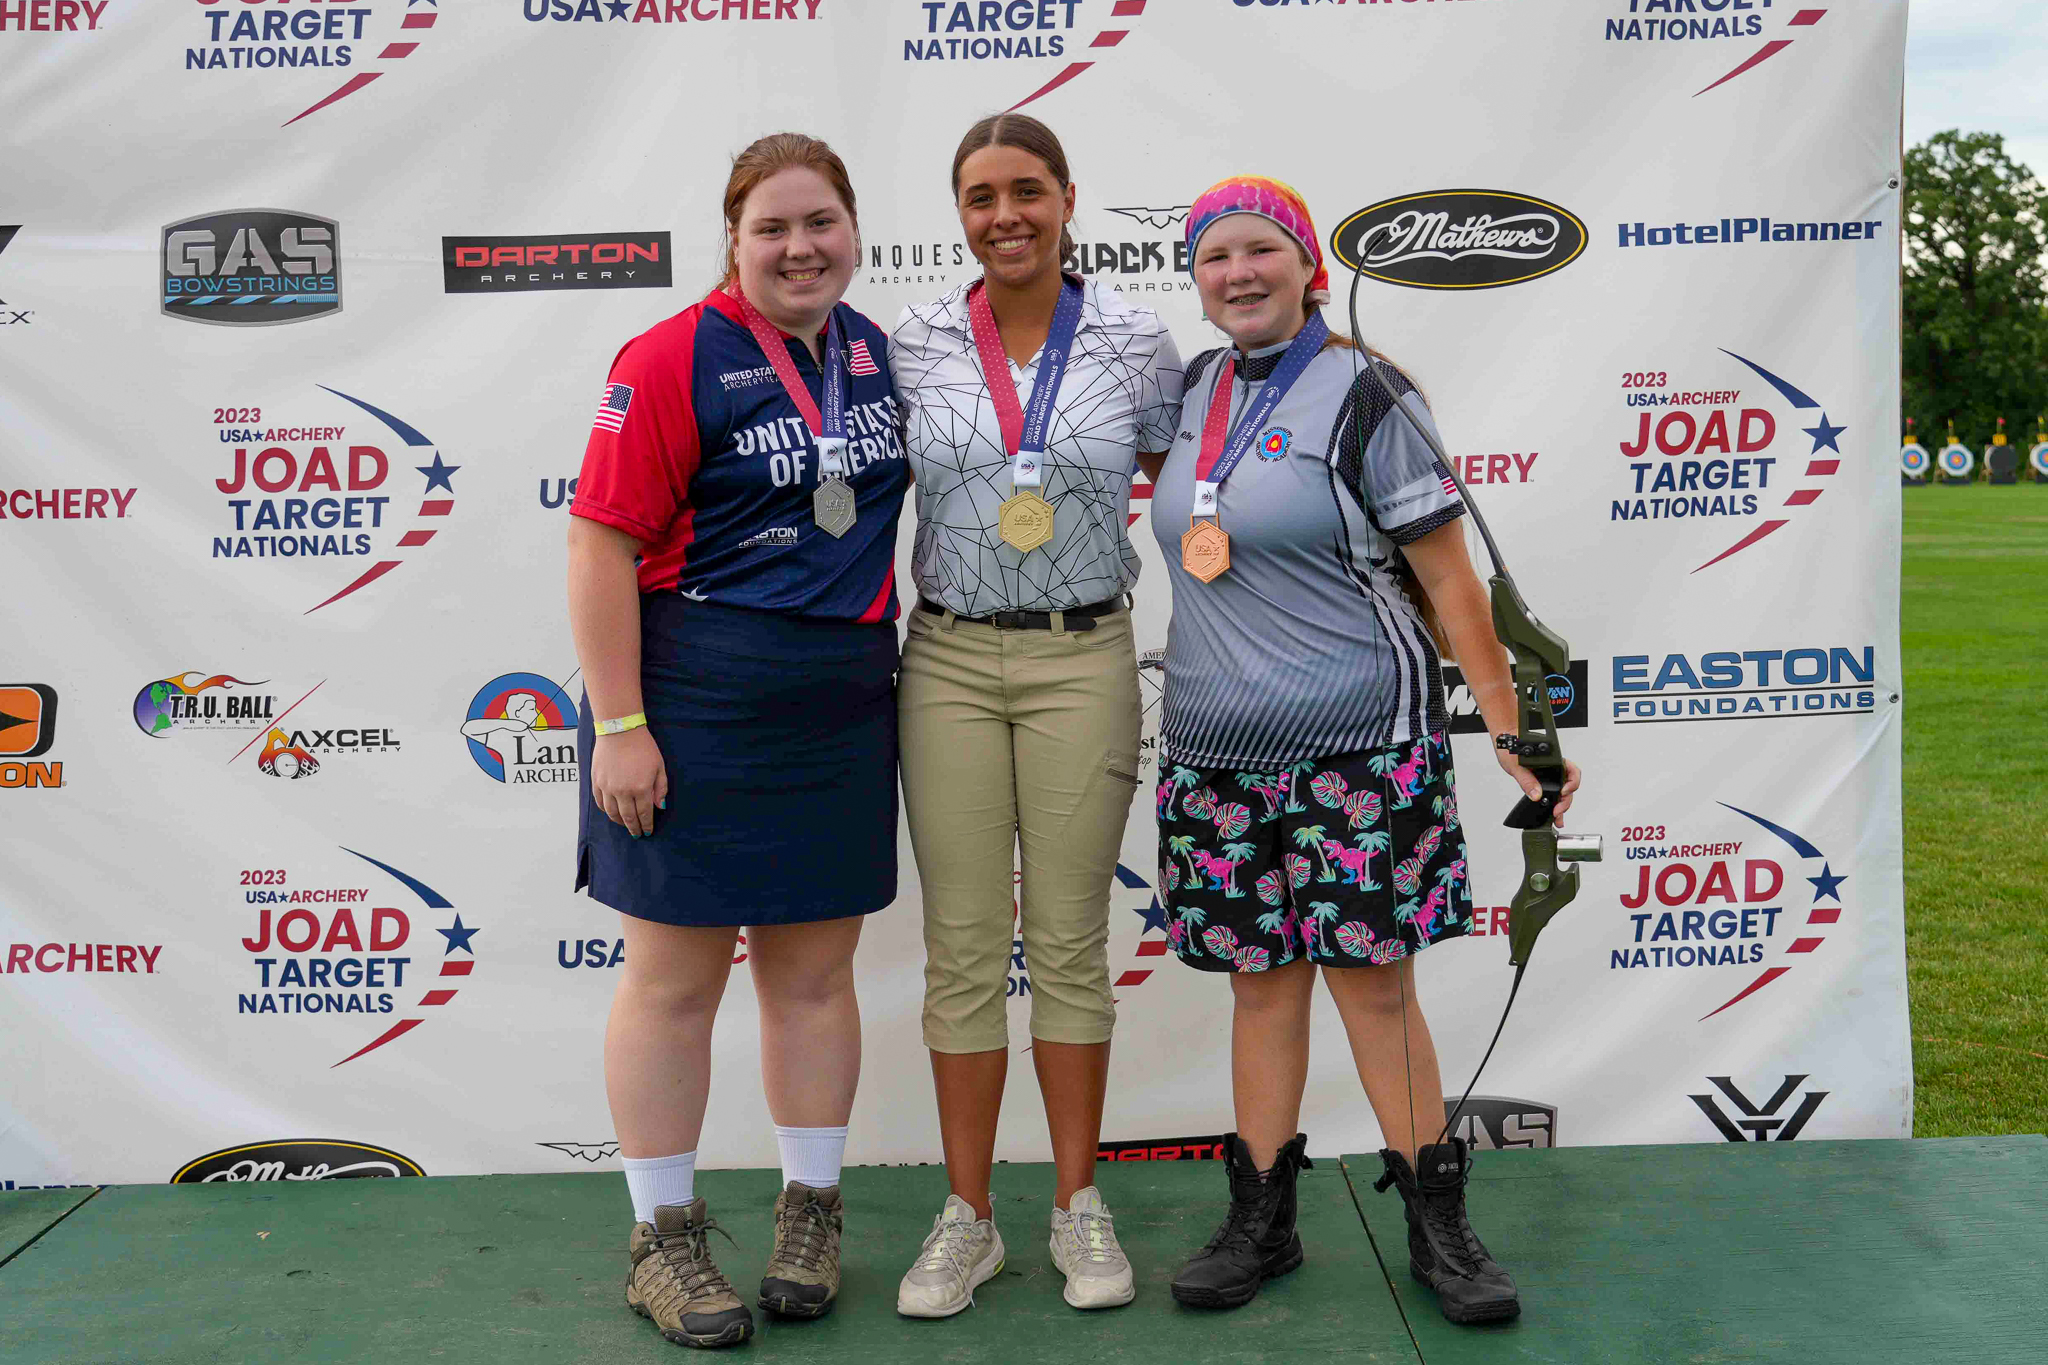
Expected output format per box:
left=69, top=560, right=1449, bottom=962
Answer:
left=886, top=113, right=1184, bottom=1317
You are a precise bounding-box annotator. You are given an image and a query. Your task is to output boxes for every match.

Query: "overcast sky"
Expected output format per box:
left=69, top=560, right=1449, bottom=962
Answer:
left=1906, top=0, right=2048, bottom=178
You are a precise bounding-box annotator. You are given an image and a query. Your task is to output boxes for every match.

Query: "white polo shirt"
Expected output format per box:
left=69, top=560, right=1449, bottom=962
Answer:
left=890, top=278, right=1184, bottom=617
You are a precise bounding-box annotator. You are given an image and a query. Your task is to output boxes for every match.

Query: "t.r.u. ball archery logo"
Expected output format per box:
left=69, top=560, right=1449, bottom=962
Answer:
left=207, top=387, right=459, bottom=613
left=462, top=673, right=580, bottom=786
left=1609, top=802, right=1846, bottom=1019
left=179, top=0, right=442, bottom=128
left=133, top=672, right=279, bottom=738
left=1610, top=350, right=1847, bottom=572
left=237, top=848, right=477, bottom=1067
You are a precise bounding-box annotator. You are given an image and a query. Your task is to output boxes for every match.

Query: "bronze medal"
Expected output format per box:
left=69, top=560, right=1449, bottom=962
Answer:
left=1181, top=518, right=1231, bottom=582
left=998, top=489, right=1056, bottom=553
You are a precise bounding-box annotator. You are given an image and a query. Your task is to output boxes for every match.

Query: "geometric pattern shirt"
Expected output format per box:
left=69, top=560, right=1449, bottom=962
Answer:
left=890, top=277, right=1183, bottom=615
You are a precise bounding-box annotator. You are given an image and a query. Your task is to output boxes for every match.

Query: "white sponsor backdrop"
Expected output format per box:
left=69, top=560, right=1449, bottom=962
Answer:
left=1, top=1, right=1909, bottom=1185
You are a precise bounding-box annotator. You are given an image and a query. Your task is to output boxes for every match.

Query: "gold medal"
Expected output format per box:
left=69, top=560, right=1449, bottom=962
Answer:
left=998, top=490, right=1056, bottom=553
left=1181, top=518, right=1231, bottom=582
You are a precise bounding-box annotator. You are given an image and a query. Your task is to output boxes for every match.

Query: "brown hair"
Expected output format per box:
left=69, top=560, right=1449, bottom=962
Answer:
left=718, top=132, right=859, bottom=288
left=950, top=113, right=1076, bottom=265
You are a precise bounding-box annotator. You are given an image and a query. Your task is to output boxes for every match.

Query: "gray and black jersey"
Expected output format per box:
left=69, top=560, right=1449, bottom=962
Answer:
left=1150, top=337, right=1466, bottom=768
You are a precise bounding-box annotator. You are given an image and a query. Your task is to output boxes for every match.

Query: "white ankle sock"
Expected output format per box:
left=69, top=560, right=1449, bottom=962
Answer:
left=774, top=1125, right=848, bottom=1189
left=622, top=1151, right=697, bottom=1223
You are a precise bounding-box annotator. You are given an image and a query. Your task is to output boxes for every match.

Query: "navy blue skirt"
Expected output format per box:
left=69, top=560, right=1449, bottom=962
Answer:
left=576, top=596, right=899, bottom=926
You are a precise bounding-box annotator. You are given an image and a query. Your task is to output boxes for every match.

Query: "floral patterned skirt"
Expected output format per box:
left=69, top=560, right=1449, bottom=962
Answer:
left=1155, top=731, right=1472, bottom=973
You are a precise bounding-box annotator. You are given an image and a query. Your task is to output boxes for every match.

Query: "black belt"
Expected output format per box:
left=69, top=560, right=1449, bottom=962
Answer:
left=916, top=596, right=1124, bottom=632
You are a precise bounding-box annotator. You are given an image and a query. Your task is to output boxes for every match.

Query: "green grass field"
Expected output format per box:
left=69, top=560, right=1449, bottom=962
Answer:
left=1902, top=485, right=2048, bottom=1137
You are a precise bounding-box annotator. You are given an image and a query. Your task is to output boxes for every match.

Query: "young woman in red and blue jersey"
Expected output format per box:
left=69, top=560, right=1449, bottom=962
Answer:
left=566, top=133, right=909, bottom=1346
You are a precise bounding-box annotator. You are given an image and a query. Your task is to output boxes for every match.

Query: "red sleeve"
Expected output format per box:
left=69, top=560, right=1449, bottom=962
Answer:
left=570, top=318, right=700, bottom=543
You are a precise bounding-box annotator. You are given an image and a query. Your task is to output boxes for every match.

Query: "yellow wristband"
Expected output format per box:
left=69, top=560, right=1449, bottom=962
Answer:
left=593, top=712, right=647, bottom=737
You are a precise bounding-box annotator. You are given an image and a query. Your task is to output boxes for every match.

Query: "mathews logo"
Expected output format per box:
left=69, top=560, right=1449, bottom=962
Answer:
left=162, top=211, right=340, bottom=326
left=1690, top=1075, right=1828, bottom=1141
left=1612, top=645, right=1878, bottom=724
left=1605, top=3, right=1832, bottom=98
left=171, top=1140, right=425, bottom=1183
left=442, top=232, right=673, bottom=294
left=1443, top=1096, right=1557, bottom=1151
left=238, top=848, right=478, bottom=1067
left=210, top=387, right=460, bottom=612
left=182, top=0, right=440, bottom=128
left=0, top=224, right=29, bottom=327
left=1611, top=350, right=1845, bottom=571
left=462, top=673, right=580, bottom=784
left=1444, top=661, right=1586, bottom=735
left=1614, top=802, right=1846, bottom=1020
left=1, top=684, right=62, bottom=790
left=1331, top=191, right=1587, bottom=291
left=897, top=0, right=1153, bottom=111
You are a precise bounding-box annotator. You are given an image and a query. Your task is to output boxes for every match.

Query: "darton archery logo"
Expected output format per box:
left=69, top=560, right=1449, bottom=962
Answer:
left=1610, top=350, right=1846, bottom=572
left=1603, top=3, right=1832, bottom=98
left=180, top=1, right=442, bottom=128
left=237, top=848, right=477, bottom=1067
left=209, top=387, right=460, bottom=613
left=1612, top=802, right=1846, bottom=1019
left=461, top=673, right=580, bottom=785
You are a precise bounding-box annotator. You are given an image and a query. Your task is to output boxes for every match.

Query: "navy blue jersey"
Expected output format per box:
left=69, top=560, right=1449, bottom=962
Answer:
left=572, top=289, right=910, bottom=620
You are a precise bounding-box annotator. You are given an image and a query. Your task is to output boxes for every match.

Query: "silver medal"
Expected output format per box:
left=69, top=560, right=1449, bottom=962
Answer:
left=814, top=475, right=856, bottom=538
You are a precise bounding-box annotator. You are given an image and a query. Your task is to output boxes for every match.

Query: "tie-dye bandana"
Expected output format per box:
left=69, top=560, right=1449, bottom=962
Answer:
left=1185, top=175, right=1331, bottom=304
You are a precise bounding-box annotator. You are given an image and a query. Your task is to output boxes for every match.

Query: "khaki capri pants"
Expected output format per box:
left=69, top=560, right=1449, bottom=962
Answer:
left=899, top=604, right=1143, bottom=1053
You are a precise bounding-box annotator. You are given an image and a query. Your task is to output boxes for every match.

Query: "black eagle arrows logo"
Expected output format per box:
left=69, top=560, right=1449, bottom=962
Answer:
left=537, top=1140, right=621, bottom=1163
left=1104, top=205, right=1192, bottom=230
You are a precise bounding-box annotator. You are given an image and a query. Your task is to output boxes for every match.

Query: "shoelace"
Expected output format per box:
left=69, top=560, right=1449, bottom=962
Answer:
left=1065, top=1208, right=1120, bottom=1266
left=1200, top=1179, right=1278, bottom=1257
left=649, top=1217, right=739, bottom=1299
left=775, top=1197, right=838, bottom=1274
left=1420, top=1189, right=1490, bottom=1272
left=917, top=1216, right=983, bottom=1277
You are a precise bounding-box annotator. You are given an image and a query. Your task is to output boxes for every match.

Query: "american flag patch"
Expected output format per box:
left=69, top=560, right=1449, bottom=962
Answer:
left=1440, top=472, right=1459, bottom=497
left=847, top=339, right=879, bottom=376
left=593, top=383, right=633, bottom=434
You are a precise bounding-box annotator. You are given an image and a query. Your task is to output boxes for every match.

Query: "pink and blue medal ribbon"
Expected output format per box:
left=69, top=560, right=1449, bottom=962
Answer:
left=967, top=276, right=1086, bottom=493
left=1193, top=313, right=1328, bottom=518
left=732, top=289, right=852, bottom=482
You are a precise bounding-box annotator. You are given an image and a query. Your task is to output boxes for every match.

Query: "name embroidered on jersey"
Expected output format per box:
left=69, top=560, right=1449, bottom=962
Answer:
left=593, top=383, right=633, bottom=433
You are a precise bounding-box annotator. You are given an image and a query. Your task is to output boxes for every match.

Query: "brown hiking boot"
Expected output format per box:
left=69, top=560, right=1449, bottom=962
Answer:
left=758, top=1181, right=843, bottom=1319
left=626, top=1199, right=754, bottom=1348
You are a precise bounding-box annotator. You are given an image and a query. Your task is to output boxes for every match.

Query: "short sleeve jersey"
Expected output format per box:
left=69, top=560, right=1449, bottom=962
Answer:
left=571, top=290, right=910, bottom=621
left=1151, top=340, right=1467, bottom=768
left=889, top=278, right=1184, bottom=616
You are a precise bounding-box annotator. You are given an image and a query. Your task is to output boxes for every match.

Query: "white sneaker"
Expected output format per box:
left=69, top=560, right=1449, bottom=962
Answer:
left=1049, top=1186, right=1136, bottom=1309
left=896, top=1194, right=1006, bottom=1318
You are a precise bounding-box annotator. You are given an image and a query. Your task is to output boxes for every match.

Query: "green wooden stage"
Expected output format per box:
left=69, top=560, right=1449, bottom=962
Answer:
left=5, top=1138, right=2045, bottom=1364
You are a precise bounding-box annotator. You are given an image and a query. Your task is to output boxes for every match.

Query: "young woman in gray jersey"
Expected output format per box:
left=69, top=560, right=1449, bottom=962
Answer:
left=1142, top=176, right=1581, bottom=1324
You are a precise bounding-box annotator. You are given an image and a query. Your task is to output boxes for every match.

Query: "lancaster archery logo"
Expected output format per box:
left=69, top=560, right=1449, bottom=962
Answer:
left=897, top=0, right=1152, bottom=111
left=1611, top=802, right=1846, bottom=1019
left=462, top=673, right=579, bottom=785
left=1603, top=3, right=1831, bottom=97
left=207, top=386, right=460, bottom=613
left=1610, top=350, right=1847, bottom=572
left=180, top=0, right=441, bottom=128
left=236, top=848, right=477, bottom=1067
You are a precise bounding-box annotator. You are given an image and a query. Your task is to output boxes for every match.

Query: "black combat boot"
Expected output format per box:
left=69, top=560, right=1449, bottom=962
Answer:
left=1170, top=1132, right=1312, bottom=1309
left=1374, top=1137, right=1519, bottom=1324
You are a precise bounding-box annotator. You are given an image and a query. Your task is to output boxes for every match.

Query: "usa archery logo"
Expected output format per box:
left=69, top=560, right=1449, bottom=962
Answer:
left=1611, top=350, right=1847, bottom=572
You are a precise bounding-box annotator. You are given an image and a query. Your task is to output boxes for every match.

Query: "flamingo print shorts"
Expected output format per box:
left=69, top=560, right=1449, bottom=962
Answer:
left=1155, top=730, right=1473, bottom=973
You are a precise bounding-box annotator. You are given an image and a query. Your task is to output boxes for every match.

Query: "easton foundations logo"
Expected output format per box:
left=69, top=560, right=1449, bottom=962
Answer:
left=237, top=848, right=478, bottom=1066
left=209, top=387, right=460, bottom=612
left=1612, top=645, right=1879, bottom=724
left=1613, top=802, right=1847, bottom=1019
left=462, top=673, right=580, bottom=784
left=1611, top=350, right=1847, bottom=571
left=1604, top=3, right=1831, bottom=97
left=171, top=1140, right=425, bottom=1183
left=441, top=232, right=673, bottom=293
left=161, top=210, right=340, bottom=326
left=1330, top=191, right=1587, bottom=291
left=181, top=0, right=441, bottom=128
left=1691, top=1074, right=1828, bottom=1141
